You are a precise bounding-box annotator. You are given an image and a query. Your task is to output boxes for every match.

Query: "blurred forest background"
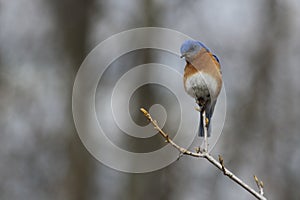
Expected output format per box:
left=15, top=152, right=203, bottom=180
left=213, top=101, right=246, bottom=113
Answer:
left=1, top=0, right=300, bottom=199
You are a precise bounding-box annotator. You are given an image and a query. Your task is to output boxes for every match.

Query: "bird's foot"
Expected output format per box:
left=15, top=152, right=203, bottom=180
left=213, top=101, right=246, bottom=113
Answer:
left=196, top=97, right=205, bottom=107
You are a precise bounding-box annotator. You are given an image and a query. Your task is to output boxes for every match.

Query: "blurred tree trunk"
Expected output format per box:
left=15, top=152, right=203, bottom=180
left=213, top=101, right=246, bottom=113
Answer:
left=123, top=1, right=173, bottom=200
left=47, top=1, right=96, bottom=199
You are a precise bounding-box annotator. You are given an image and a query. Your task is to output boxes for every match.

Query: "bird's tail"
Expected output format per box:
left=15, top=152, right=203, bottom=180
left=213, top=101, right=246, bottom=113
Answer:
left=199, top=111, right=211, bottom=137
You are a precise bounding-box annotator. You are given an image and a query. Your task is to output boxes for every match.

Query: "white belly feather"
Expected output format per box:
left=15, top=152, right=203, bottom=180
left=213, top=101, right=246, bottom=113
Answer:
left=184, top=72, right=218, bottom=100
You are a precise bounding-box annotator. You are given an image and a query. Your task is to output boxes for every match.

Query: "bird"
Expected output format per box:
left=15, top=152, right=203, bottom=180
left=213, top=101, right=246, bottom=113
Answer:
left=180, top=40, right=222, bottom=137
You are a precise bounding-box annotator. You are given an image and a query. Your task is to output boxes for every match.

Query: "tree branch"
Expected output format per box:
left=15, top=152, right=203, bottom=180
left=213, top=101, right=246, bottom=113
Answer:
left=140, top=108, right=267, bottom=200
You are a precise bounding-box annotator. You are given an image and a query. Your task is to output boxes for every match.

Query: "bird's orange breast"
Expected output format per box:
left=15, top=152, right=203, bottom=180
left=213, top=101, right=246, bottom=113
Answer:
left=183, top=48, right=222, bottom=97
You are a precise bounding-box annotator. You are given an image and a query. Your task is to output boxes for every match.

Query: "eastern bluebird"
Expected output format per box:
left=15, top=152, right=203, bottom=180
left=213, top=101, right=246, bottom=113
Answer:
left=180, top=40, right=222, bottom=137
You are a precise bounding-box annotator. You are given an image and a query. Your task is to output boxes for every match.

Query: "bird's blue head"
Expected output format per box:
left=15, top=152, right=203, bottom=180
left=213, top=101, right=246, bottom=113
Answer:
left=180, top=40, right=209, bottom=61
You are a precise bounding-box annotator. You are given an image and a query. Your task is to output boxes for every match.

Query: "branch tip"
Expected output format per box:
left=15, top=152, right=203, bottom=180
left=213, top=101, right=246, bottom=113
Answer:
left=218, top=155, right=226, bottom=174
left=254, top=175, right=263, bottom=187
left=254, top=175, right=259, bottom=183
left=218, top=155, right=223, bottom=163
left=254, top=175, right=264, bottom=195
left=140, top=108, right=149, bottom=116
left=260, top=181, right=264, bottom=188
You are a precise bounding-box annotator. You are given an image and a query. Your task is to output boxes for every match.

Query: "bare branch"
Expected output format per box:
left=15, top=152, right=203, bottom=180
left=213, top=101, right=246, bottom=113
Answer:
left=140, top=108, right=267, bottom=200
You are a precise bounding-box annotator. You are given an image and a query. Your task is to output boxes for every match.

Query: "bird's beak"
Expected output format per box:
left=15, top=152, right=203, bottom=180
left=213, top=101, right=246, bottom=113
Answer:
left=180, top=53, right=186, bottom=58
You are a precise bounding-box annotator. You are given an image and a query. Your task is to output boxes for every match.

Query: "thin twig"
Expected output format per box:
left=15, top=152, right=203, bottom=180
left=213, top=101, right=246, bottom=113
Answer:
left=218, top=155, right=226, bottom=175
left=254, top=175, right=265, bottom=196
left=140, top=108, right=267, bottom=200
